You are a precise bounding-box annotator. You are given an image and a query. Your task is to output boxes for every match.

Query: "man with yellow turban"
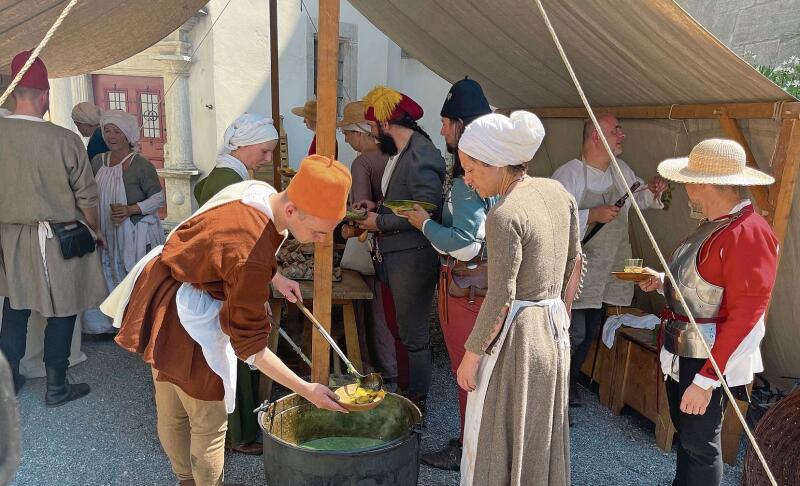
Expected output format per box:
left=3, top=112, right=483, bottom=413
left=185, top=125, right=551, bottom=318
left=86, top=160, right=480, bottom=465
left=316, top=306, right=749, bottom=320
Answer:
left=101, top=155, right=352, bottom=486
left=356, top=85, right=445, bottom=412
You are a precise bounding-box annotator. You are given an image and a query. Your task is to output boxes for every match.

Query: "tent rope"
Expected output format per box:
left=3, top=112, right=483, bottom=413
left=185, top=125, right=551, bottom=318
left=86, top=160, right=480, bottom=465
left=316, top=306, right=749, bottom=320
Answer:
left=0, top=0, right=80, bottom=108
left=531, top=1, right=778, bottom=484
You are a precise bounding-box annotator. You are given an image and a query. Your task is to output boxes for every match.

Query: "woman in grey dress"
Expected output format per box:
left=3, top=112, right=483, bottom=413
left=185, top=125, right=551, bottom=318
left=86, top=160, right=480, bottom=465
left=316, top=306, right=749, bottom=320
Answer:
left=456, top=112, right=583, bottom=486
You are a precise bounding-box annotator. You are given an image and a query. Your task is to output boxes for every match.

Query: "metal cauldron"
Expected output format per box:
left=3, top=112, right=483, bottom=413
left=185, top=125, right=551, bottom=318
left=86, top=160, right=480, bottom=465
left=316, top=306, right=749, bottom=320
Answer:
left=258, top=392, right=422, bottom=485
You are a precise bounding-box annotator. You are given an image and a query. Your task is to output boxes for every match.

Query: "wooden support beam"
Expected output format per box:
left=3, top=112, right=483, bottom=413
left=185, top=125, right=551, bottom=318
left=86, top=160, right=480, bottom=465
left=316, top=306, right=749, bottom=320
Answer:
left=269, top=0, right=282, bottom=191
left=718, top=115, right=773, bottom=217
left=767, top=119, right=800, bottom=245
left=505, top=101, right=800, bottom=120
left=311, top=0, right=340, bottom=385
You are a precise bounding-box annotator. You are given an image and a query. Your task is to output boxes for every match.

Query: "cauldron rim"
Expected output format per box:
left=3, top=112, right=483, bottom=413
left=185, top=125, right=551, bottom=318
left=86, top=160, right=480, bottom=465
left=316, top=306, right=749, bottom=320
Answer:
left=258, top=392, right=422, bottom=456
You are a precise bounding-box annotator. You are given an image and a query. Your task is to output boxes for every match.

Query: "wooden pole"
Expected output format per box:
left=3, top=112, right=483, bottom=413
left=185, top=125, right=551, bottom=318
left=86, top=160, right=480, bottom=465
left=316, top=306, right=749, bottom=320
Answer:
left=767, top=119, right=800, bottom=245
left=311, top=0, right=339, bottom=385
left=719, top=115, right=772, bottom=217
left=269, top=0, right=282, bottom=191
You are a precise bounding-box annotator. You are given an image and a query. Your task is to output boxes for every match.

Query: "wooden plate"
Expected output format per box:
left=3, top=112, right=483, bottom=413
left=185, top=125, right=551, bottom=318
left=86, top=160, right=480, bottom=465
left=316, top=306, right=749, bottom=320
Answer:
left=334, top=384, right=386, bottom=412
left=383, top=200, right=437, bottom=218
left=611, top=271, right=650, bottom=282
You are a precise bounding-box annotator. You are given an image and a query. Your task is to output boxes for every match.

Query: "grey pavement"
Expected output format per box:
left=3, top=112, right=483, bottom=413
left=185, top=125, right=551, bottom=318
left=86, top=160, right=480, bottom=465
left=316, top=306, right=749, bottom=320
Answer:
left=10, top=324, right=743, bottom=485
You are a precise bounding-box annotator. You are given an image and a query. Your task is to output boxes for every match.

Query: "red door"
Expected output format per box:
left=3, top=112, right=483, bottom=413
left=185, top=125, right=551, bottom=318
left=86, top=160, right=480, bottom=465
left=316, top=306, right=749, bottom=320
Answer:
left=92, top=74, right=166, bottom=217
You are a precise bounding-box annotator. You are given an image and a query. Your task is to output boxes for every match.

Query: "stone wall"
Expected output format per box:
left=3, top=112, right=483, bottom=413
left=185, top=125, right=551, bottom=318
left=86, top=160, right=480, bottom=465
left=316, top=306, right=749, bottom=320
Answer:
left=678, top=0, right=800, bottom=67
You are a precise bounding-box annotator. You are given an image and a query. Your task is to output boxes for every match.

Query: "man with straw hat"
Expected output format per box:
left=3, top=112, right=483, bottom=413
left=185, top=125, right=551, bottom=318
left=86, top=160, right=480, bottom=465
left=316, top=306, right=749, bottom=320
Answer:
left=292, top=99, right=338, bottom=158
left=102, top=155, right=351, bottom=485
left=638, top=138, right=778, bottom=486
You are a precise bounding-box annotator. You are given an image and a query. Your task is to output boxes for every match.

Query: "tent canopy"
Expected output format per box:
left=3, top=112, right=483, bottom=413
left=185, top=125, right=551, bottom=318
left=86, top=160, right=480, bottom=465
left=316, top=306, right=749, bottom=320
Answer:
left=351, top=0, right=800, bottom=387
left=0, top=0, right=207, bottom=78
left=348, top=0, right=793, bottom=109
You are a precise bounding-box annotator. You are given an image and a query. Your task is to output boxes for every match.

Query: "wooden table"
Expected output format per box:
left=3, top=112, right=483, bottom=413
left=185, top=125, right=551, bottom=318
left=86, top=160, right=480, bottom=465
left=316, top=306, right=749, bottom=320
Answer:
left=609, top=327, right=748, bottom=464
left=261, top=269, right=373, bottom=399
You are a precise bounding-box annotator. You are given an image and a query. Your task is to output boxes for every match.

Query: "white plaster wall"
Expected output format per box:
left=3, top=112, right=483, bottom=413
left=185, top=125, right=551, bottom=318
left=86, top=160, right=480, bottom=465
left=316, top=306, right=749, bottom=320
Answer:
left=187, top=10, right=218, bottom=177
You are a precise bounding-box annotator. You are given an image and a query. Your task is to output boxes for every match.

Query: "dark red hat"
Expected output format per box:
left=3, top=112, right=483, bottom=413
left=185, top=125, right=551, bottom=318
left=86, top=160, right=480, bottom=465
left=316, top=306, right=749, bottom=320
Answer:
left=11, top=51, right=49, bottom=91
left=363, top=86, right=423, bottom=123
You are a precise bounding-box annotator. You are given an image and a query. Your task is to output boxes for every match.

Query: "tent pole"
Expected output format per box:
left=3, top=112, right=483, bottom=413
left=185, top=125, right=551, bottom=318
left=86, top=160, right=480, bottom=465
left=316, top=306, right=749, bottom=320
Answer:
left=269, top=0, right=282, bottom=191
left=311, top=0, right=340, bottom=385
left=767, top=119, right=800, bottom=245
left=718, top=115, right=772, bottom=217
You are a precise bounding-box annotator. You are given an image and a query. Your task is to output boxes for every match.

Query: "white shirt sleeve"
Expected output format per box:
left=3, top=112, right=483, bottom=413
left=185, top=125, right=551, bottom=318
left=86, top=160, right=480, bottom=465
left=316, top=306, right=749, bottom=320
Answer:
left=552, top=160, right=590, bottom=237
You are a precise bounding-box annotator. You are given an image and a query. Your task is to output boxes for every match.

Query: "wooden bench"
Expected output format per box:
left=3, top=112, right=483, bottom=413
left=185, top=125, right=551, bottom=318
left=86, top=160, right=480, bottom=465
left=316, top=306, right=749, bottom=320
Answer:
left=609, top=326, right=748, bottom=464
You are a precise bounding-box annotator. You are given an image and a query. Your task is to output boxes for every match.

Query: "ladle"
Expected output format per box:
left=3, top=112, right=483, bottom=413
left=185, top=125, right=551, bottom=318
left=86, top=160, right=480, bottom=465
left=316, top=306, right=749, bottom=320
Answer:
left=295, top=300, right=384, bottom=392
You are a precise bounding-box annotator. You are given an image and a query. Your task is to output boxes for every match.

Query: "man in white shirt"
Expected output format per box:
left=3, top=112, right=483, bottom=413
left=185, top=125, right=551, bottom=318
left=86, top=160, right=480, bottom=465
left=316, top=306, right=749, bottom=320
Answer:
left=552, top=114, right=667, bottom=419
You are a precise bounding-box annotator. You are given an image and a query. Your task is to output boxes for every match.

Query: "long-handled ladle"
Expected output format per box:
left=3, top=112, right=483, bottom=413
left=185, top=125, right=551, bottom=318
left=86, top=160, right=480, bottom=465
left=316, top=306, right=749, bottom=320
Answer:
left=295, top=300, right=384, bottom=392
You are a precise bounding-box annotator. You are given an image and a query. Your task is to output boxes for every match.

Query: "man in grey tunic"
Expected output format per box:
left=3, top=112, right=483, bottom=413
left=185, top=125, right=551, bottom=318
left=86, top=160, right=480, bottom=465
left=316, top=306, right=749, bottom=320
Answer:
left=0, top=51, right=106, bottom=406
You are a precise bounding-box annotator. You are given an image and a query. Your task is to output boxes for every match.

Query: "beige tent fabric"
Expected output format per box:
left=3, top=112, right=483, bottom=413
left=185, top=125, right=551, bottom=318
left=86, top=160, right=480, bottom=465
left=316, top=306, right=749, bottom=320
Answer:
left=348, top=0, right=792, bottom=108
left=0, top=0, right=207, bottom=78
left=531, top=118, right=799, bottom=389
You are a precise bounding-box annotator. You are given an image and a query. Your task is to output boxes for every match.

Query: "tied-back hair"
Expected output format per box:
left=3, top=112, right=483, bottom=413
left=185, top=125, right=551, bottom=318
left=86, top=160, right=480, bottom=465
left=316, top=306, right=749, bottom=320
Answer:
left=390, top=114, right=432, bottom=142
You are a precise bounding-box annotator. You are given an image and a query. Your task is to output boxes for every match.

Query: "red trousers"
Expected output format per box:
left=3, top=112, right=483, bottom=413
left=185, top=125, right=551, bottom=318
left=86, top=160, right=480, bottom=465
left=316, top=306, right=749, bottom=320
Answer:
left=381, top=282, right=409, bottom=391
left=437, top=265, right=483, bottom=440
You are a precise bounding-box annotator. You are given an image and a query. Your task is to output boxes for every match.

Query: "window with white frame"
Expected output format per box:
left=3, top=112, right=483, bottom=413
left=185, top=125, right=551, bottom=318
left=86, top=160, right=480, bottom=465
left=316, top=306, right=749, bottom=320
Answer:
left=307, top=22, right=357, bottom=118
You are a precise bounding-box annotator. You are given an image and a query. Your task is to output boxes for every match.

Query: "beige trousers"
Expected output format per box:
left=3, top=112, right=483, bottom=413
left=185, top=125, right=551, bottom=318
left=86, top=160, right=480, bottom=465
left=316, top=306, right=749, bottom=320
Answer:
left=152, top=369, right=227, bottom=486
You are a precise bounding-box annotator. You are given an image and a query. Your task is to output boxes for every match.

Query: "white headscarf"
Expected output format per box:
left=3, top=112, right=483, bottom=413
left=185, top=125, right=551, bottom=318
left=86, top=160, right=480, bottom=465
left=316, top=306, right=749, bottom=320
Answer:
left=100, top=110, right=140, bottom=148
left=0, top=108, right=11, bottom=117
left=222, top=113, right=278, bottom=153
left=459, top=111, right=545, bottom=167
left=71, top=102, right=102, bottom=125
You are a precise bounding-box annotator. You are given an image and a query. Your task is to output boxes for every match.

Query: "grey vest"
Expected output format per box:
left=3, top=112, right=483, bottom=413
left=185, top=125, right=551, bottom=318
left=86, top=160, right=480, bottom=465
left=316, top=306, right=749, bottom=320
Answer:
left=663, top=213, right=739, bottom=358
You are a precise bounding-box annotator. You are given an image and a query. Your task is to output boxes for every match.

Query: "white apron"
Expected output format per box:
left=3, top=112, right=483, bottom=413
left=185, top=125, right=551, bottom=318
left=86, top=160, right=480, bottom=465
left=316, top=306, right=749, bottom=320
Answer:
left=84, top=153, right=166, bottom=333
left=460, top=297, right=570, bottom=485
left=101, top=181, right=281, bottom=412
left=572, top=162, right=632, bottom=309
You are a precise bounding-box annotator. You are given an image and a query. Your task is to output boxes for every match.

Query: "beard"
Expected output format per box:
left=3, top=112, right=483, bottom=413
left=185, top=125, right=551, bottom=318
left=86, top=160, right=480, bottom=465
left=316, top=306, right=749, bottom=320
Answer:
left=376, top=126, right=399, bottom=156
left=688, top=200, right=705, bottom=220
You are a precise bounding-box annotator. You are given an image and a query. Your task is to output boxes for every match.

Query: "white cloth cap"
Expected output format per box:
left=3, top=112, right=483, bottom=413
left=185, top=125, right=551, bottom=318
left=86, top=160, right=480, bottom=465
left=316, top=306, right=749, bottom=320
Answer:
left=0, top=108, right=11, bottom=117
left=100, top=109, right=140, bottom=147
left=459, top=111, right=545, bottom=167
left=222, top=113, right=279, bottom=153
left=71, top=102, right=102, bottom=125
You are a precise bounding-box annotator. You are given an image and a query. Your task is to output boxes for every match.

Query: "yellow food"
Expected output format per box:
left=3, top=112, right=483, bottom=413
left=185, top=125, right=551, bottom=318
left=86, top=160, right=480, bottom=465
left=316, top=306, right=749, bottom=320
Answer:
left=343, top=386, right=380, bottom=404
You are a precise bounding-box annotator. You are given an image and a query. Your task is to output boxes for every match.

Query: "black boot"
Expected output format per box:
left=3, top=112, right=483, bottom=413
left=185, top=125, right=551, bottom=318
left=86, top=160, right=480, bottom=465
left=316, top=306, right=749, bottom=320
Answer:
left=421, top=438, right=462, bottom=471
left=569, top=381, right=582, bottom=408
left=45, top=366, right=90, bottom=407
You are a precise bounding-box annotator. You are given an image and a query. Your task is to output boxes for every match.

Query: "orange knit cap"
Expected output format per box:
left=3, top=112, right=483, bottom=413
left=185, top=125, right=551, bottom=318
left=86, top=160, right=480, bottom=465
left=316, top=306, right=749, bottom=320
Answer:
left=286, top=154, right=352, bottom=220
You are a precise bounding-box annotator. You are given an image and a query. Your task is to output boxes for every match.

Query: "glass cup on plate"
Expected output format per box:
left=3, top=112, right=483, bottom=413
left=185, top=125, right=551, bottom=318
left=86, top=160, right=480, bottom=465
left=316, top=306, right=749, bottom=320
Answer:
left=624, top=258, right=643, bottom=273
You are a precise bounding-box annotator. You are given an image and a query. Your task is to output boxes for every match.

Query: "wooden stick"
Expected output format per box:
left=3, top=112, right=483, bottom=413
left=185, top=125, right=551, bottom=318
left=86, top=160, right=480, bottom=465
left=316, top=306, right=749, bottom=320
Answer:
left=767, top=119, right=800, bottom=245
left=718, top=115, right=773, bottom=216
left=311, top=0, right=340, bottom=385
left=269, top=0, right=282, bottom=191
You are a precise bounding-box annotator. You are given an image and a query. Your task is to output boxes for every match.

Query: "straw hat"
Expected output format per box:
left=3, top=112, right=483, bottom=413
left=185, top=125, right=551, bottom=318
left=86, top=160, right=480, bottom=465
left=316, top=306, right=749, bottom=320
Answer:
left=657, top=138, right=774, bottom=186
left=291, top=100, right=317, bottom=120
left=337, top=101, right=369, bottom=132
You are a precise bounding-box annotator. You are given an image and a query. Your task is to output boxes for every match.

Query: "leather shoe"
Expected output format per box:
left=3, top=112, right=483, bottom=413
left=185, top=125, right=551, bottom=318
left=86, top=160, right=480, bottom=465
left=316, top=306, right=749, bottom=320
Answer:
left=421, top=438, right=461, bottom=471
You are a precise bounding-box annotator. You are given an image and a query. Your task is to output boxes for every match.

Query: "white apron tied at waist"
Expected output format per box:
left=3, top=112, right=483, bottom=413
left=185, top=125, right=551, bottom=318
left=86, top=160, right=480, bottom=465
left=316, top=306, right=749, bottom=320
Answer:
left=460, top=297, right=570, bottom=486
left=175, top=283, right=238, bottom=413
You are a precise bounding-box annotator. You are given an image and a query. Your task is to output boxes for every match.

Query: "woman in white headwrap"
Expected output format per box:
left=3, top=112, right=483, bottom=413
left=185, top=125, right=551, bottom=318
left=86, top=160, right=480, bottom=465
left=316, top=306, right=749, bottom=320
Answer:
left=193, top=112, right=279, bottom=206
left=82, top=109, right=166, bottom=334
left=70, top=101, right=109, bottom=160
left=455, top=112, right=583, bottom=486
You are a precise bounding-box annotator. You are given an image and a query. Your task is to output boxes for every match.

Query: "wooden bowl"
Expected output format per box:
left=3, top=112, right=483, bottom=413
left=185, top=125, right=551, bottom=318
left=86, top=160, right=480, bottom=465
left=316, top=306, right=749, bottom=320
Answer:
left=611, top=271, right=650, bottom=282
left=334, top=384, right=386, bottom=412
